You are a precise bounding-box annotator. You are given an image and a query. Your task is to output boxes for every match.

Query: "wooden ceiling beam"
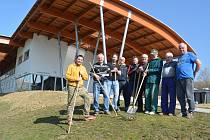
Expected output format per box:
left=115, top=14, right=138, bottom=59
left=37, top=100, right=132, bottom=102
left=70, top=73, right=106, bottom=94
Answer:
left=140, top=39, right=166, bottom=49
left=27, top=21, right=76, bottom=40
left=131, top=32, right=156, bottom=41
left=77, top=4, right=95, bottom=19
left=9, top=40, right=24, bottom=48
left=39, top=6, right=148, bottom=55
left=63, top=0, right=77, bottom=13
left=27, top=21, right=98, bottom=48
left=111, top=21, right=134, bottom=34
left=18, top=31, right=33, bottom=39
left=127, top=26, right=145, bottom=35
left=89, top=9, right=109, bottom=21
left=105, top=15, right=123, bottom=27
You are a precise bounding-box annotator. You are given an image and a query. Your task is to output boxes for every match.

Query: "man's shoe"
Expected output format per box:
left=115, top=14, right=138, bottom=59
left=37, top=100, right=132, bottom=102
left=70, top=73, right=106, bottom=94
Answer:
left=116, top=108, right=121, bottom=112
left=84, top=115, right=96, bottom=121
left=145, top=111, right=150, bottom=114
left=187, top=112, right=194, bottom=119
left=168, top=113, right=175, bottom=116
left=179, top=113, right=188, bottom=118
left=149, top=112, right=155, bottom=115
left=94, top=111, right=99, bottom=116
left=104, top=111, right=111, bottom=115
left=137, top=109, right=144, bottom=113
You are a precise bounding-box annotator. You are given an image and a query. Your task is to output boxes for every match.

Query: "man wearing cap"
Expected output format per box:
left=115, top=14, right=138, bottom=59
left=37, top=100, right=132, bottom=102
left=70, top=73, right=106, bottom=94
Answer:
left=145, top=49, right=163, bottom=115
left=176, top=43, right=201, bottom=118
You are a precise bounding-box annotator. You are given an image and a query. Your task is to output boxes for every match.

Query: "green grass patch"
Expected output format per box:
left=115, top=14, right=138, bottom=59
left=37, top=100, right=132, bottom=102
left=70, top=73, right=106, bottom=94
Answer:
left=0, top=91, right=210, bottom=140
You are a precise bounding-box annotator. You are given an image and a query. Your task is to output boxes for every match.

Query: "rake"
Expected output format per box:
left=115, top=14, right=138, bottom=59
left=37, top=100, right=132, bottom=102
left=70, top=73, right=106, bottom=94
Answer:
left=90, top=62, right=118, bottom=116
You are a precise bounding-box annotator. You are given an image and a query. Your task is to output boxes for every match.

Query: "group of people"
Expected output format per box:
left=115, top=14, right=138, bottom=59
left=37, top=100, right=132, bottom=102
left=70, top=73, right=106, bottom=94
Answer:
left=65, top=42, right=201, bottom=123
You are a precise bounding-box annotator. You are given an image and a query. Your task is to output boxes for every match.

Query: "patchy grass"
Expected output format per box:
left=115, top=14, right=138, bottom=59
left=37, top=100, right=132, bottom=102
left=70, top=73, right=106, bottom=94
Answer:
left=0, top=91, right=210, bottom=140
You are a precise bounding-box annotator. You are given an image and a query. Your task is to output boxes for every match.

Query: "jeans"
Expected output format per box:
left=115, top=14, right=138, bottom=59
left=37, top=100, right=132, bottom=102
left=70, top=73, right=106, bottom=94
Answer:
left=93, top=80, right=109, bottom=112
left=176, top=78, right=194, bottom=115
left=161, top=77, right=176, bottom=114
left=107, top=80, right=119, bottom=110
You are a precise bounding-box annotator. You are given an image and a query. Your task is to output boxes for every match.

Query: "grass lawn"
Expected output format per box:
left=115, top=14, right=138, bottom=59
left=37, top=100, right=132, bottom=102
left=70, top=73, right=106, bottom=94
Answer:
left=0, top=91, right=210, bottom=140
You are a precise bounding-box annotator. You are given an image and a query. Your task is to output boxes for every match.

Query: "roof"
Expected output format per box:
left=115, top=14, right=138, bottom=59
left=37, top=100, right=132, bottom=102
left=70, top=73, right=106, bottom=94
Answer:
left=1, top=0, right=195, bottom=72
left=0, top=35, right=17, bottom=74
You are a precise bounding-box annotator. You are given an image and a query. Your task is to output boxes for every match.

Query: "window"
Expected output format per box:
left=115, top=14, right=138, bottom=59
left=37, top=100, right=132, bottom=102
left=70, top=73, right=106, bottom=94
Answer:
left=18, top=55, right=23, bottom=65
left=24, top=50, right=30, bottom=61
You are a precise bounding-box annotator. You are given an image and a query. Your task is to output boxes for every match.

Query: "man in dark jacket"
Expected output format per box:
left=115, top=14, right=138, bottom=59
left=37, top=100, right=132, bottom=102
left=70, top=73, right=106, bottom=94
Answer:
left=136, top=54, right=149, bottom=112
left=127, top=56, right=139, bottom=111
left=117, top=57, right=128, bottom=110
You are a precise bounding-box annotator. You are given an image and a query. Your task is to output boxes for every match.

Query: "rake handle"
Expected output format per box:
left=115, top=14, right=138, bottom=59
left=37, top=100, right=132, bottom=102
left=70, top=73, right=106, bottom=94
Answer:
left=67, top=78, right=80, bottom=134
left=90, top=63, right=118, bottom=116
left=132, top=64, right=149, bottom=107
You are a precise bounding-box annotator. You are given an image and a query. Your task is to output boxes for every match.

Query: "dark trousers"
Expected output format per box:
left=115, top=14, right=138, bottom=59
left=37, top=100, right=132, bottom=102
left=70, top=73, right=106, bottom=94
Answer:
left=117, top=81, right=129, bottom=109
left=145, top=83, right=159, bottom=112
left=176, top=78, right=195, bottom=115
left=137, top=83, right=146, bottom=112
left=126, top=80, right=136, bottom=110
left=161, top=77, right=176, bottom=114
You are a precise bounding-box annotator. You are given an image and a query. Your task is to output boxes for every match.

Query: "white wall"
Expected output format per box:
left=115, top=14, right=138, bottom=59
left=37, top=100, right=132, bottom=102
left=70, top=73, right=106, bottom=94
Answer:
left=15, top=39, right=32, bottom=78
left=14, top=33, right=94, bottom=91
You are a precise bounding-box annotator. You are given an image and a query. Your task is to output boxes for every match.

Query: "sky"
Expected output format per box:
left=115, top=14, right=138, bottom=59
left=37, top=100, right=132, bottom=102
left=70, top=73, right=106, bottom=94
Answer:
left=0, top=0, right=209, bottom=72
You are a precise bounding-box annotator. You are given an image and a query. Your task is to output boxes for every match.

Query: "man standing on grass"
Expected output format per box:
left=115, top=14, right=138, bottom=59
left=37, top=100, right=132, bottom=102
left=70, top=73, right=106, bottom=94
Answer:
left=117, top=57, right=128, bottom=110
left=90, top=53, right=111, bottom=115
left=66, top=55, right=95, bottom=124
left=145, top=49, right=163, bottom=115
left=161, top=52, right=177, bottom=116
left=136, top=54, right=149, bottom=112
left=176, top=43, right=201, bottom=118
left=127, top=56, right=139, bottom=111
left=107, top=54, right=121, bottom=112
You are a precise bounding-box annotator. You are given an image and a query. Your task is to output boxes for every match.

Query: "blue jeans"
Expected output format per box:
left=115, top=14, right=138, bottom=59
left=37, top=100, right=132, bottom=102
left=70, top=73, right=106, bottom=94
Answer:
left=161, top=77, right=176, bottom=114
left=93, top=80, right=109, bottom=112
left=107, top=80, right=119, bottom=110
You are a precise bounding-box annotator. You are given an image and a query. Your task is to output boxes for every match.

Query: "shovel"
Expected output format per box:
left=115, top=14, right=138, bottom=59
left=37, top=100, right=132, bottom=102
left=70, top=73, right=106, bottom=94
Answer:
left=127, top=64, right=149, bottom=114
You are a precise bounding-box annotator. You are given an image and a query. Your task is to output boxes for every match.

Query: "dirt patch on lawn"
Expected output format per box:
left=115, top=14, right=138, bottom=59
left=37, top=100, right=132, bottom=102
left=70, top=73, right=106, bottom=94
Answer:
left=0, top=91, right=68, bottom=114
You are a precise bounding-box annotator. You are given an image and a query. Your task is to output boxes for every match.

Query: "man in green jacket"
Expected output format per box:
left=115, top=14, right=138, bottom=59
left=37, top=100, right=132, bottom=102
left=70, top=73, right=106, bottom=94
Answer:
left=145, top=49, right=163, bottom=115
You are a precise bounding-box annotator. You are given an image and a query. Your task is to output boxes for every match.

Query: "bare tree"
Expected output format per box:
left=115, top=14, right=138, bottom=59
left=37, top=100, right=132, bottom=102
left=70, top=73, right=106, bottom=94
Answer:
left=195, top=67, right=210, bottom=89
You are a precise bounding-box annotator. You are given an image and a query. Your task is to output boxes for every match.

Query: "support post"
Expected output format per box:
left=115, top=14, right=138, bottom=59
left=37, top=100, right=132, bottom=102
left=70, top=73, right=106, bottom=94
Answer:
left=75, top=23, right=79, bottom=57
left=86, top=32, right=101, bottom=89
left=54, top=77, right=57, bottom=91
left=119, top=10, right=132, bottom=58
left=57, top=33, right=64, bottom=91
left=100, top=0, right=107, bottom=64
left=41, top=75, right=44, bottom=90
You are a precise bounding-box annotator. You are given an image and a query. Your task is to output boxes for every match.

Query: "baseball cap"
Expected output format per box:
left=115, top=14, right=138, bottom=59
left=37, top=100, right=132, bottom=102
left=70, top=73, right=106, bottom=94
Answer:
left=150, top=49, right=158, bottom=55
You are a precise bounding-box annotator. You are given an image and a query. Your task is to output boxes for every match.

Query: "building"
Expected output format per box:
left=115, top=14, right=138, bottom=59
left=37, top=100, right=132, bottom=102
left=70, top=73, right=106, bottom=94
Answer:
left=0, top=0, right=195, bottom=94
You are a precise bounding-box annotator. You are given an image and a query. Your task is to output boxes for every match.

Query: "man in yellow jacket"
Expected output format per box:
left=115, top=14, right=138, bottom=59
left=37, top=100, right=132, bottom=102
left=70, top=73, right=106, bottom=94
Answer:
left=66, top=55, right=95, bottom=124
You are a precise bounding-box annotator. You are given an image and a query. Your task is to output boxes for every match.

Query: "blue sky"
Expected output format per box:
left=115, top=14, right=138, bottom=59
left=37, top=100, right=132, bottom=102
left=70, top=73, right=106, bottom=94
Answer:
left=0, top=0, right=209, bottom=72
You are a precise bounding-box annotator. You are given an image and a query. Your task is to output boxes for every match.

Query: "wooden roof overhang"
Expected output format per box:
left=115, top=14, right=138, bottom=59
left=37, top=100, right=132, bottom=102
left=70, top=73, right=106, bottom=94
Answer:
left=2, top=0, right=195, bottom=71
left=0, top=35, right=17, bottom=74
